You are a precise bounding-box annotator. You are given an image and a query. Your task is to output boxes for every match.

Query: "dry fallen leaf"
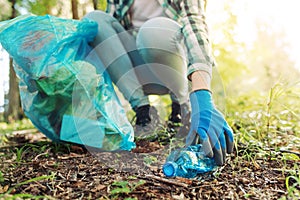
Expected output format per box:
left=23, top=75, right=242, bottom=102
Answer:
left=0, top=185, right=9, bottom=194
left=91, top=184, right=106, bottom=192
left=172, top=192, right=185, bottom=200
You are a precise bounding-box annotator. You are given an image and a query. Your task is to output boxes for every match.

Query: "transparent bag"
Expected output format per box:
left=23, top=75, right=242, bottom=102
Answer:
left=0, top=14, right=135, bottom=151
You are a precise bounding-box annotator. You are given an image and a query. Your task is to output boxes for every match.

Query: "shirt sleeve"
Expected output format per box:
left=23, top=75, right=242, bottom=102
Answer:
left=180, top=0, right=215, bottom=79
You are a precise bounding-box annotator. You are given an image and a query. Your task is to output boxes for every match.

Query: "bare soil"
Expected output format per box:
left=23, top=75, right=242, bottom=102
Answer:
left=0, top=131, right=299, bottom=199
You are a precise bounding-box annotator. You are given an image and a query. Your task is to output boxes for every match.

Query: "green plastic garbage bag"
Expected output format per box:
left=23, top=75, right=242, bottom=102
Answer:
left=0, top=14, right=135, bottom=151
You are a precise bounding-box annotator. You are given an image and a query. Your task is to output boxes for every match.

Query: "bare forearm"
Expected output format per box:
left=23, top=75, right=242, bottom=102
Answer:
left=191, top=71, right=211, bottom=91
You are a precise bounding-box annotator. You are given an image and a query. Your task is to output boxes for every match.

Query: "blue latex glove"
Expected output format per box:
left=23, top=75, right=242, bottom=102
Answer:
left=186, top=90, right=234, bottom=165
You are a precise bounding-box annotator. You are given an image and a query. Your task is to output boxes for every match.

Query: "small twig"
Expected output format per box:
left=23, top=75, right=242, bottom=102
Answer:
left=57, top=153, right=85, bottom=160
left=261, top=147, right=300, bottom=157
left=66, top=170, right=71, bottom=180
left=271, top=189, right=287, bottom=194
left=34, top=148, right=51, bottom=161
left=190, top=182, right=225, bottom=189
left=55, top=184, right=65, bottom=192
left=238, top=185, right=247, bottom=195
left=33, top=181, right=47, bottom=190
left=278, top=149, right=300, bottom=157
left=46, top=182, right=54, bottom=191
left=0, top=161, right=33, bottom=165
left=57, top=173, right=66, bottom=180
left=142, top=174, right=189, bottom=188
left=272, top=168, right=300, bottom=173
left=10, top=129, right=39, bottom=135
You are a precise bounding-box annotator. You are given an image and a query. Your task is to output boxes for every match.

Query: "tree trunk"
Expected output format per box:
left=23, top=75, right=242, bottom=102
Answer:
left=4, top=0, right=23, bottom=122
left=93, top=0, right=98, bottom=10
left=71, top=0, right=79, bottom=19
left=5, top=58, right=23, bottom=122
left=10, top=0, right=17, bottom=19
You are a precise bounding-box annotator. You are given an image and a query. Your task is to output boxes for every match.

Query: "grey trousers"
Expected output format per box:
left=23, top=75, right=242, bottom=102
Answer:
left=84, top=11, right=188, bottom=109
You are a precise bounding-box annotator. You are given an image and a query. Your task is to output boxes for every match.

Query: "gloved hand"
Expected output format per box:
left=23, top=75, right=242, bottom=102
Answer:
left=186, top=90, right=234, bottom=165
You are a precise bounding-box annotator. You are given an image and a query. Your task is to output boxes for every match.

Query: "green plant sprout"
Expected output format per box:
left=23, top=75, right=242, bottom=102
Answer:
left=0, top=173, right=56, bottom=199
left=110, top=180, right=145, bottom=199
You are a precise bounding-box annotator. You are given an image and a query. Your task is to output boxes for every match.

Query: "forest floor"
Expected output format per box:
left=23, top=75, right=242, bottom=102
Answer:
left=0, top=128, right=299, bottom=200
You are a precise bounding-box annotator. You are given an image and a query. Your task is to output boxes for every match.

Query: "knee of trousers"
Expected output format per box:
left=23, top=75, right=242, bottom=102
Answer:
left=136, top=17, right=184, bottom=58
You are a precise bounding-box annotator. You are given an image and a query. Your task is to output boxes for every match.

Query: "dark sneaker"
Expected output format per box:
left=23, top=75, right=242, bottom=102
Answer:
left=133, top=105, right=162, bottom=140
left=168, top=102, right=191, bottom=137
left=169, top=102, right=182, bottom=124
left=135, top=105, right=151, bottom=127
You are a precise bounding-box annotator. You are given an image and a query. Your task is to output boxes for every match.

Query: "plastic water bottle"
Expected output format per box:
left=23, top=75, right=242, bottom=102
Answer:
left=162, top=144, right=216, bottom=178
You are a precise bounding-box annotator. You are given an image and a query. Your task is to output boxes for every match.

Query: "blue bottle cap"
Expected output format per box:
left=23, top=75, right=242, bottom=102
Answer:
left=163, top=162, right=178, bottom=177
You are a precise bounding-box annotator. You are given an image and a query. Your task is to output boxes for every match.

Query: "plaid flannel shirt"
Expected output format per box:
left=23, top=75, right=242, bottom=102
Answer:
left=106, top=0, right=214, bottom=78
